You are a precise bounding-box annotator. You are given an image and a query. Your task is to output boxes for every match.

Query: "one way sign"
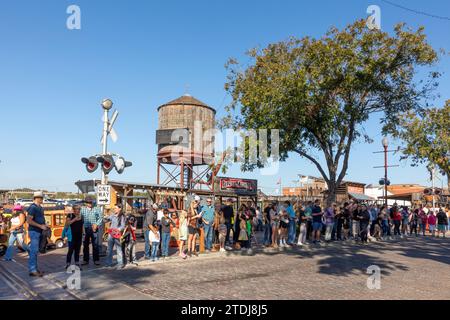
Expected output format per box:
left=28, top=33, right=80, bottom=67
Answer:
left=97, top=184, right=111, bottom=205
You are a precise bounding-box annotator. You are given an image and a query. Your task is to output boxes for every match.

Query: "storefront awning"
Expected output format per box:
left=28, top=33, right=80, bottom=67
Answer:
left=349, top=193, right=375, bottom=201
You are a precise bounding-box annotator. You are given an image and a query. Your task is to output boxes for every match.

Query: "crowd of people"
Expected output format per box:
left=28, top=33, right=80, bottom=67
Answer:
left=1, top=191, right=449, bottom=277
left=262, top=200, right=449, bottom=247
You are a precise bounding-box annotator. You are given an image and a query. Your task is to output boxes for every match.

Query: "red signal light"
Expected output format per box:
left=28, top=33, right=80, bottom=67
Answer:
left=82, top=156, right=99, bottom=173
left=97, top=155, right=114, bottom=174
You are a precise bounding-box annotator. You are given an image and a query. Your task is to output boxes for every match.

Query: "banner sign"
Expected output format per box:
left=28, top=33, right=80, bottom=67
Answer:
left=218, top=177, right=257, bottom=195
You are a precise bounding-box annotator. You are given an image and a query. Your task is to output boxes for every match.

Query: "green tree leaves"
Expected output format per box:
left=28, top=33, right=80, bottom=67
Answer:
left=222, top=19, right=439, bottom=203
left=395, top=101, right=450, bottom=188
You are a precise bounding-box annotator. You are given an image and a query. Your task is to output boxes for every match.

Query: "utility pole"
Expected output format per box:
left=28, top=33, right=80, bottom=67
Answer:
left=373, top=137, right=399, bottom=207
left=428, top=164, right=436, bottom=209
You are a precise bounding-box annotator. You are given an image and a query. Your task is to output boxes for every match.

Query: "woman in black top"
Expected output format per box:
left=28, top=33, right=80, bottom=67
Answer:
left=64, top=205, right=84, bottom=269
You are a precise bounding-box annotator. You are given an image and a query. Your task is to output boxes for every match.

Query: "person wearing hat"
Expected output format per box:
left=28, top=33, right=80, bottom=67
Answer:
left=201, top=197, right=216, bottom=251
left=4, top=205, right=28, bottom=261
left=80, top=196, right=103, bottom=266
left=26, top=191, right=47, bottom=277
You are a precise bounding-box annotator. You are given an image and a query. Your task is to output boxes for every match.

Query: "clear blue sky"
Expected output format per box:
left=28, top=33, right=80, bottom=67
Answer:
left=0, top=0, right=449, bottom=193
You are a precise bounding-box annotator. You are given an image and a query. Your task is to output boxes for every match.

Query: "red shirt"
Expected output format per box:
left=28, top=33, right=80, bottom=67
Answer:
left=428, top=214, right=437, bottom=226
left=392, top=210, right=402, bottom=221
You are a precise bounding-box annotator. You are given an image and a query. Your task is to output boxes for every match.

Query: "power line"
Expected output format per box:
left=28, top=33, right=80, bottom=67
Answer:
left=381, top=0, right=450, bottom=21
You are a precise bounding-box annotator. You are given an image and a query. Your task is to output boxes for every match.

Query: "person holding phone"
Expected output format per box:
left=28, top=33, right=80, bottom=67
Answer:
left=63, top=205, right=84, bottom=270
left=104, top=204, right=126, bottom=269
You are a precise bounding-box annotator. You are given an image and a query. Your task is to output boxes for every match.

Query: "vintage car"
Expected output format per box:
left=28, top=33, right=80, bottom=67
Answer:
left=43, top=209, right=66, bottom=249
left=21, top=207, right=67, bottom=250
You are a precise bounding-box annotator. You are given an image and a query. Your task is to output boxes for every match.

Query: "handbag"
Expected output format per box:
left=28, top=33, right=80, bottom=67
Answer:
left=108, top=228, right=122, bottom=239
left=238, top=229, right=248, bottom=241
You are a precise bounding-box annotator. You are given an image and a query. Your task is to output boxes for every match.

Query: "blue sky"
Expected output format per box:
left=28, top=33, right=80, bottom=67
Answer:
left=0, top=0, right=449, bottom=193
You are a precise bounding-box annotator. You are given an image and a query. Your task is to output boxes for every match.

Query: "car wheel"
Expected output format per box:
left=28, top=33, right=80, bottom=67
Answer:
left=55, top=240, right=65, bottom=249
left=0, top=245, right=6, bottom=256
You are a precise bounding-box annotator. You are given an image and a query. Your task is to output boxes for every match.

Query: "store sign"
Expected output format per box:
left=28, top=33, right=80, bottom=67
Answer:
left=348, top=185, right=365, bottom=195
left=219, top=177, right=257, bottom=195
left=97, top=184, right=111, bottom=205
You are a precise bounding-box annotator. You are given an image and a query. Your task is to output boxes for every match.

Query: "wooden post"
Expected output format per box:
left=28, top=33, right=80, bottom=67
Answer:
left=157, top=160, right=160, bottom=184
left=199, top=227, right=205, bottom=253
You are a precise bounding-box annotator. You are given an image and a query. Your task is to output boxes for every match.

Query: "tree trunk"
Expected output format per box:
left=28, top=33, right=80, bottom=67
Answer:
left=326, top=181, right=337, bottom=207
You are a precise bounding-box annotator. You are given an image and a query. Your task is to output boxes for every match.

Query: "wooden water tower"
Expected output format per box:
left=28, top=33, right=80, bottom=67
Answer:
left=156, top=94, right=216, bottom=191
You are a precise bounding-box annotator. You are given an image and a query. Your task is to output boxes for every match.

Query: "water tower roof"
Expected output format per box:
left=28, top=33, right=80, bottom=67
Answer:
left=158, top=95, right=216, bottom=113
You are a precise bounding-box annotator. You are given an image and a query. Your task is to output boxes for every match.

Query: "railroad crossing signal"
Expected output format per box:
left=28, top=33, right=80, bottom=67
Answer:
left=81, top=154, right=132, bottom=174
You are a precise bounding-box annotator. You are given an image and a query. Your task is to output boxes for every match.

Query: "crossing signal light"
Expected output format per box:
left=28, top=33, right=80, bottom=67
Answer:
left=81, top=156, right=99, bottom=173
left=98, top=155, right=114, bottom=174
left=115, top=156, right=132, bottom=174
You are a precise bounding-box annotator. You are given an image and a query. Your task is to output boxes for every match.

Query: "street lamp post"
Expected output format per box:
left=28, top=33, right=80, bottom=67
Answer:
left=373, top=137, right=399, bottom=207
left=382, top=137, right=389, bottom=207
left=428, top=164, right=436, bottom=210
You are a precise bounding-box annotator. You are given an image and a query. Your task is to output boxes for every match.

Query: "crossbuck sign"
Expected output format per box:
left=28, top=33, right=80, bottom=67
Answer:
left=97, top=184, right=111, bottom=205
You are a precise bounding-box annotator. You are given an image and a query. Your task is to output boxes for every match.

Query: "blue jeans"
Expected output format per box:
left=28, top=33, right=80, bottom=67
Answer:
left=83, top=226, right=99, bottom=263
left=204, top=224, right=213, bottom=250
left=161, top=232, right=171, bottom=257
left=287, top=219, right=296, bottom=244
left=151, top=242, right=159, bottom=260
left=225, top=222, right=232, bottom=244
left=5, top=231, right=28, bottom=261
left=382, top=220, right=389, bottom=236
left=28, top=230, right=41, bottom=273
left=106, top=236, right=123, bottom=267
left=263, top=223, right=272, bottom=245
left=144, top=230, right=151, bottom=258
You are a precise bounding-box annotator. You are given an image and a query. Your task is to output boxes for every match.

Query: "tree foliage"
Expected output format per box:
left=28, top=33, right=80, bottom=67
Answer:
left=395, top=101, right=450, bottom=188
left=222, top=19, right=439, bottom=203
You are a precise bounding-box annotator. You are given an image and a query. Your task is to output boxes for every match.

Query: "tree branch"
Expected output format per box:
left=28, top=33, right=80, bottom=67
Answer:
left=294, top=149, right=330, bottom=184
left=336, top=121, right=355, bottom=185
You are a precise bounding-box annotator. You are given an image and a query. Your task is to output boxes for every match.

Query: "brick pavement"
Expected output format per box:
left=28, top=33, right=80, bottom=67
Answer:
left=1, top=234, right=449, bottom=300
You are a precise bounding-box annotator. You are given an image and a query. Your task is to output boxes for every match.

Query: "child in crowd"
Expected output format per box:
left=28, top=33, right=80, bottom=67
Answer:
left=160, top=209, right=175, bottom=259
left=218, top=217, right=227, bottom=252
left=428, top=211, right=437, bottom=237
left=279, top=208, right=289, bottom=247
left=238, top=214, right=249, bottom=248
left=178, top=210, right=188, bottom=259
left=121, top=214, right=138, bottom=266
left=149, top=227, right=160, bottom=262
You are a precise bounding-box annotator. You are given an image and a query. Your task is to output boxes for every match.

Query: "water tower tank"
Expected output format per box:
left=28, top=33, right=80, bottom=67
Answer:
left=156, top=94, right=216, bottom=165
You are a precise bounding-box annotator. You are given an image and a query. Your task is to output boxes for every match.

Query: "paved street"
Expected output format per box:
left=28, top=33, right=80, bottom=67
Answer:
left=1, top=234, right=449, bottom=300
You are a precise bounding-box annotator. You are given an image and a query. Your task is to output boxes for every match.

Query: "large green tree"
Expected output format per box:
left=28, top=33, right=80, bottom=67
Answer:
left=394, top=101, right=450, bottom=190
left=222, top=19, right=440, bottom=204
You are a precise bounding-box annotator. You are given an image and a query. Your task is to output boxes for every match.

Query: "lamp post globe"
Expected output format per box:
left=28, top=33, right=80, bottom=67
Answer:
left=101, top=98, right=113, bottom=110
left=382, top=137, right=388, bottom=148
